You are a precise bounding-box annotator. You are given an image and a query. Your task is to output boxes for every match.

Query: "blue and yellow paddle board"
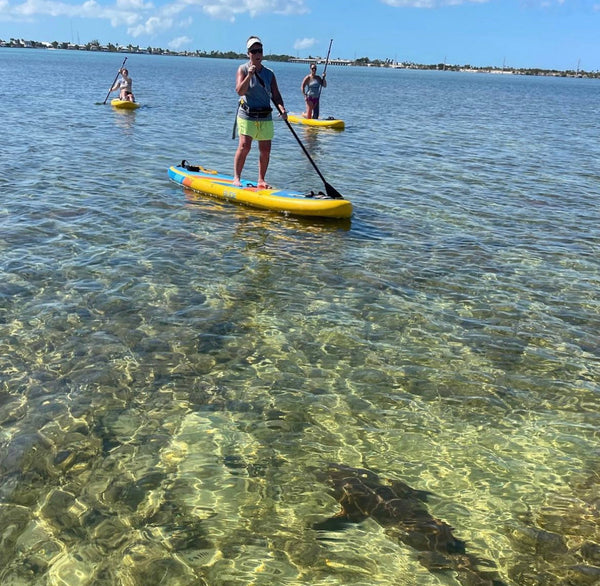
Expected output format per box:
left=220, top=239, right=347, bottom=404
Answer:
left=168, top=162, right=352, bottom=219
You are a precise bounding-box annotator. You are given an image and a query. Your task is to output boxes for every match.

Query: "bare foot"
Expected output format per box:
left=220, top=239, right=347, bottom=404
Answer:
left=257, top=182, right=272, bottom=189
left=233, top=178, right=242, bottom=187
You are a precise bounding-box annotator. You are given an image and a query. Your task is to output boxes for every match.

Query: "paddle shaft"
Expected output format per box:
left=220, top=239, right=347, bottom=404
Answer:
left=254, top=70, right=342, bottom=199
left=318, top=39, right=333, bottom=96
left=103, top=57, right=128, bottom=104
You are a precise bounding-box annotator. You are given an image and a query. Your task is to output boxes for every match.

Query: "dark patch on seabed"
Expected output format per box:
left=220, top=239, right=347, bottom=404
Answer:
left=508, top=467, right=600, bottom=586
left=314, top=463, right=506, bottom=586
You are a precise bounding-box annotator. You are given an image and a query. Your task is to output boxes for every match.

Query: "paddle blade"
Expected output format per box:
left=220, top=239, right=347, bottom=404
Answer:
left=325, top=181, right=344, bottom=200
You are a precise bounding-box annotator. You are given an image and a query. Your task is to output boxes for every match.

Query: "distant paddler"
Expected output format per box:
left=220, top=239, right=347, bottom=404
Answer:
left=302, top=39, right=333, bottom=119
left=301, top=62, right=327, bottom=119
left=110, top=67, right=135, bottom=102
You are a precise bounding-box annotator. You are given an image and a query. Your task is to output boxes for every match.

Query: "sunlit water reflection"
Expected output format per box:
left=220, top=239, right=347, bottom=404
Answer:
left=1, top=49, right=599, bottom=585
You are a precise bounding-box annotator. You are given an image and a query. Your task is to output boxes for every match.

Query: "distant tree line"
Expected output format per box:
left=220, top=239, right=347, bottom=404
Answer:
left=1, top=38, right=598, bottom=78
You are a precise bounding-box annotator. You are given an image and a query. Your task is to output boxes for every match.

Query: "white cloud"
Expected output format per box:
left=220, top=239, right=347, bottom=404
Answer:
left=293, top=37, right=316, bottom=51
left=116, top=0, right=153, bottom=9
left=0, top=0, right=14, bottom=18
left=162, top=0, right=307, bottom=21
left=381, top=0, right=488, bottom=6
left=2, top=0, right=143, bottom=27
left=13, top=0, right=82, bottom=17
left=205, top=0, right=307, bottom=18
left=168, top=34, right=191, bottom=48
left=128, top=15, right=172, bottom=36
left=0, top=0, right=308, bottom=31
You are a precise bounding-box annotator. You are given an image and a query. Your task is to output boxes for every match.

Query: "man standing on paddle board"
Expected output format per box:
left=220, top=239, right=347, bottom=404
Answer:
left=234, top=36, right=287, bottom=189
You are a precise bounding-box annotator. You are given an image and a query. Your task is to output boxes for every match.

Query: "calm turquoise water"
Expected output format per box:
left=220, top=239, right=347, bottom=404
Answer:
left=1, top=48, right=599, bottom=585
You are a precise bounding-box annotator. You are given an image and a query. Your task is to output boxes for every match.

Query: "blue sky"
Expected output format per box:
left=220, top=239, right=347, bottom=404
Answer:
left=1, top=0, right=599, bottom=70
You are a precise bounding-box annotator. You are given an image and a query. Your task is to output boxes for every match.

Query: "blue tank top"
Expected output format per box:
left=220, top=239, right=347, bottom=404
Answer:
left=304, top=76, right=322, bottom=98
left=238, top=64, right=274, bottom=121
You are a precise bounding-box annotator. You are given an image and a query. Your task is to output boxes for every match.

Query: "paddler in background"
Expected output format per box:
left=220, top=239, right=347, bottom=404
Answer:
left=301, top=62, right=326, bottom=119
left=233, top=35, right=287, bottom=189
left=110, top=68, right=135, bottom=102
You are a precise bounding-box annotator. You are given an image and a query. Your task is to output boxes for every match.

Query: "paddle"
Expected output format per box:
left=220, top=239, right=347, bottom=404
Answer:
left=232, top=101, right=238, bottom=139
left=102, top=57, right=128, bottom=105
left=315, top=39, right=333, bottom=120
left=254, top=71, right=343, bottom=200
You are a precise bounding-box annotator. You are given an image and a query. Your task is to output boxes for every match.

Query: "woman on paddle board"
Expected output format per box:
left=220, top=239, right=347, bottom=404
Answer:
left=301, top=63, right=327, bottom=119
left=110, top=68, right=135, bottom=102
left=234, top=36, right=287, bottom=189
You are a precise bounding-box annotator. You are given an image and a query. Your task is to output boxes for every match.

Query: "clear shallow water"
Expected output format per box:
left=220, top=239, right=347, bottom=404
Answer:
left=1, top=49, right=599, bottom=585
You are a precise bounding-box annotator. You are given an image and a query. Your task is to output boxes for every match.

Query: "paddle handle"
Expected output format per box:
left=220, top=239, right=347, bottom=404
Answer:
left=103, top=57, right=128, bottom=104
left=316, top=39, right=333, bottom=112
left=322, top=39, right=333, bottom=78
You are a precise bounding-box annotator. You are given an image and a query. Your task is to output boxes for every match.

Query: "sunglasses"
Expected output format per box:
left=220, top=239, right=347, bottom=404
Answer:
left=249, top=47, right=263, bottom=54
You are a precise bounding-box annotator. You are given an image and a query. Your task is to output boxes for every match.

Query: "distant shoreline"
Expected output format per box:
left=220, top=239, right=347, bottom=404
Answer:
left=2, top=39, right=597, bottom=79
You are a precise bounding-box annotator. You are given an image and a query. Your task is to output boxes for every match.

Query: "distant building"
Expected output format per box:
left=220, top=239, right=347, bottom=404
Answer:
left=289, top=57, right=352, bottom=66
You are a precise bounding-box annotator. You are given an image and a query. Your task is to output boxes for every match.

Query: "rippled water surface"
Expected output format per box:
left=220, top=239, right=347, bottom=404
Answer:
left=1, top=49, right=599, bottom=585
